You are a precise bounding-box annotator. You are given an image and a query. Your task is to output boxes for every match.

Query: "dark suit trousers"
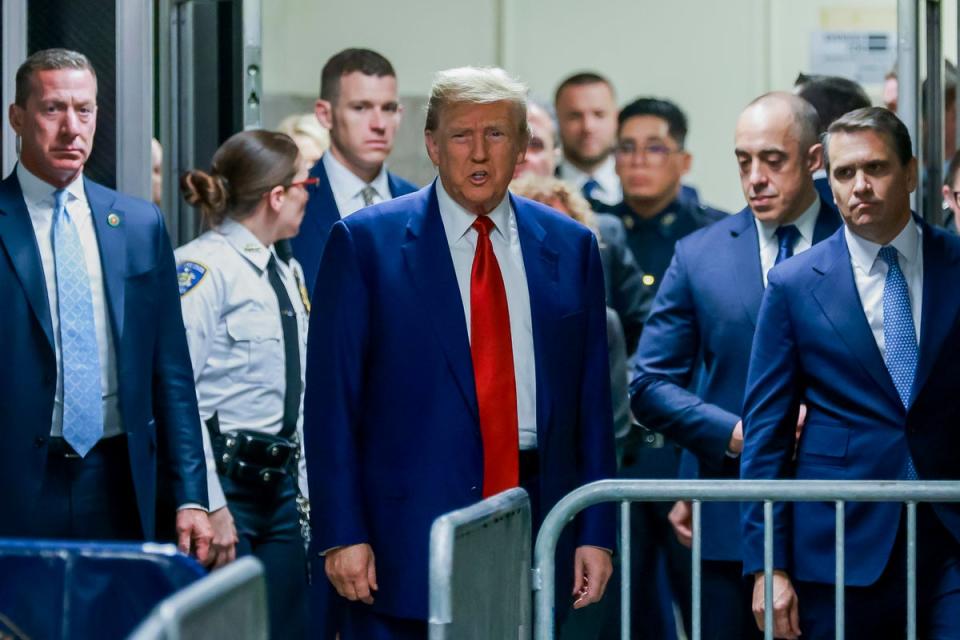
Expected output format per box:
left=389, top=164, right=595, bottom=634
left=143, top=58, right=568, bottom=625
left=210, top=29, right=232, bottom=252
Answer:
left=700, top=559, right=763, bottom=640
left=32, top=436, right=141, bottom=540
left=796, top=504, right=960, bottom=640
left=220, top=474, right=308, bottom=640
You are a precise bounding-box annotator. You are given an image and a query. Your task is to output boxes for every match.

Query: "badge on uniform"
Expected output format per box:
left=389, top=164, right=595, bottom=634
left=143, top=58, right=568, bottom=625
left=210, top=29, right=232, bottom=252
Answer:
left=642, top=274, right=656, bottom=287
left=177, top=261, right=208, bottom=296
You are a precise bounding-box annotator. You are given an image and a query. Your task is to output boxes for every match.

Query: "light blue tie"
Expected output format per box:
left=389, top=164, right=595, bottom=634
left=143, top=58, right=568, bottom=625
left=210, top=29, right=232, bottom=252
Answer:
left=878, top=246, right=918, bottom=480
left=53, top=189, right=103, bottom=457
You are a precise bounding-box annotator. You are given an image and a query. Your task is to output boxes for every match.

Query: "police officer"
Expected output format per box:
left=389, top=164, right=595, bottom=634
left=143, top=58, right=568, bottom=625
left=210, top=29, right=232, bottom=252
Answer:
left=176, top=129, right=313, bottom=640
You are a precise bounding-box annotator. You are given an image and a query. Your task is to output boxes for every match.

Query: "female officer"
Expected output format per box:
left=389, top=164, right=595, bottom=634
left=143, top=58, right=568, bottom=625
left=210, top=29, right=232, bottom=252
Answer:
left=175, top=129, right=315, bottom=639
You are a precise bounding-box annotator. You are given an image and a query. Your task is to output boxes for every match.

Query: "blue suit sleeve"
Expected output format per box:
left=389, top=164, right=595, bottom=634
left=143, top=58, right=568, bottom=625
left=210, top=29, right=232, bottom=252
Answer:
left=739, top=269, right=801, bottom=576
left=629, top=246, right=740, bottom=469
left=150, top=207, right=208, bottom=508
left=575, top=234, right=618, bottom=550
left=303, top=220, right=371, bottom=555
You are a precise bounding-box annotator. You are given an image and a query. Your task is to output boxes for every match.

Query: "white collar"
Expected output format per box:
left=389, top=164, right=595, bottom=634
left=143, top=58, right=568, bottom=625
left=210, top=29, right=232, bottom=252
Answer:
left=323, top=149, right=390, bottom=202
left=558, top=154, right=617, bottom=187
left=17, top=162, right=86, bottom=208
left=435, top=178, right=512, bottom=246
left=217, top=217, right=272, bottom=271
left=754, top=192, right=821, bottom=245
left=845, top=213, right=922, bottom=273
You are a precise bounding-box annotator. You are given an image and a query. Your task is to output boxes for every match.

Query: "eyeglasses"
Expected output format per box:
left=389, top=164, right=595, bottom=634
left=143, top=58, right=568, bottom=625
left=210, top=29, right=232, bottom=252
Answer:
left=614, top=142, right=681, bottom=166
left=287, top=177, right=319, bottom=190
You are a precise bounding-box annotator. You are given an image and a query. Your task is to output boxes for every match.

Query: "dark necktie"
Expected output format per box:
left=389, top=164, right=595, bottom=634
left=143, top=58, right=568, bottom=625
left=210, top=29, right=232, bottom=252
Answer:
left=267, top=256, right=302, bottom=435
left=878, top=246, right=918, bottom=480
left=470, top=216, right=519, bottom=497
left=581, top=178, right=600, bottom=202
left=775, top=224, right=800, bottom=265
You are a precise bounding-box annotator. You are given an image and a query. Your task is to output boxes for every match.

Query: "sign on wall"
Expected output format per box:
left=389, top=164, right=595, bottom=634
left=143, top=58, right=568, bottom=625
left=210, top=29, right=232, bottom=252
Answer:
left=809, top=31, right=897, bottom=85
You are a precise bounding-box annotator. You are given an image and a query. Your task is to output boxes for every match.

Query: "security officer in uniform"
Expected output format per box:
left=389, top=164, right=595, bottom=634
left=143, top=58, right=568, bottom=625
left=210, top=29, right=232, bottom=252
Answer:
left=176, top=129, right=313, bottom=640
left=597, top=97, right=726, bottom=640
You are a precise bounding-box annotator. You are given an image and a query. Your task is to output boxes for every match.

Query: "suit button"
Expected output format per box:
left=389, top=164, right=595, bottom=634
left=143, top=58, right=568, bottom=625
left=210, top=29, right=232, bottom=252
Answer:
left=34, top=436, right=47, bottom=447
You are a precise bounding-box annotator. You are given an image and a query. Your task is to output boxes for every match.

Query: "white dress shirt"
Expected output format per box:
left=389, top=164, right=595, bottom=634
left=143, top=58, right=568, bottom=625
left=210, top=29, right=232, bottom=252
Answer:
left=435, top=180, right=538, bottom=450
left=175, top=218, right=310, bottom=511
left=18, top=163, right=121, bottom=438
left=755, top=195, right=821, bottom=287
left=558, top=154, right=622, bottom=206
left=323, top=151, right=391, bottom=218
left=845, top=215, right=923, bottom=358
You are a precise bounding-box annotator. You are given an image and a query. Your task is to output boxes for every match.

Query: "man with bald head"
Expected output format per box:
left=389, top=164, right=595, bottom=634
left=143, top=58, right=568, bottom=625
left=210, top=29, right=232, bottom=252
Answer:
left=629, top=92, right=840, bottom=639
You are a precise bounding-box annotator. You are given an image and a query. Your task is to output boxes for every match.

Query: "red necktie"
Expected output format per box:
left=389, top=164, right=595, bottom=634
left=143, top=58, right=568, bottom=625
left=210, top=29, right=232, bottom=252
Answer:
left=470, top=215, right=519, bottom=497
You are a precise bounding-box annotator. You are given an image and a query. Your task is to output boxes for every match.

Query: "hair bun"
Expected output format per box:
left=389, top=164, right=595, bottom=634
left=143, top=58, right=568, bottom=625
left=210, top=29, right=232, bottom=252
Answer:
left=180, top=170, right=228, bottom=222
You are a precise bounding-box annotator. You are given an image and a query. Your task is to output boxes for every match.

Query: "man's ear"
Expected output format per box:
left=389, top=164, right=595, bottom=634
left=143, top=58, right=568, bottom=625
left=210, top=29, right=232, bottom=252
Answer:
left=807, top=143, right=825, bottom=174
left=8, top=104, right=23, bottom=136
left=315, top=99, right=333, bottom=130
left=424, top=129, right=440, bottom=167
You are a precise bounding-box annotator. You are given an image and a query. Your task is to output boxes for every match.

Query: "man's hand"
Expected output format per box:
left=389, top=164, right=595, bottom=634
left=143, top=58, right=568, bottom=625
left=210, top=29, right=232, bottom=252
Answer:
left=752, top=570, right=801, bottom=639
left=176, top=508, right=214, bottom=566
left=207, top=507, right=239, bottom=569
left=571, top=545, right=613, bottom=609
left=668, top=500, right=693, bottom=548
left=326, top=543, right=378, bottom=604
left=729, top=420, right=744, bottom=454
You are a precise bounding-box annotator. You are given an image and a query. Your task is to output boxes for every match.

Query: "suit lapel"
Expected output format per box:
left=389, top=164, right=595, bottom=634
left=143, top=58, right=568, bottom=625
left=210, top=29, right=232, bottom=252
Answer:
left=401, top=183, right=479, bottom=420
left=85, top=178, right=125, bottom=341
left=0, top=172, right=55, bottom=348
left=729, top=208, right=764, bottom=326
left=512, top=195, right=559, bottom=447
left=912, top=224, right=960, bottom=404
left=304, top=159, right=341, bottom=240
left=811, top=230, right=902, bottom=406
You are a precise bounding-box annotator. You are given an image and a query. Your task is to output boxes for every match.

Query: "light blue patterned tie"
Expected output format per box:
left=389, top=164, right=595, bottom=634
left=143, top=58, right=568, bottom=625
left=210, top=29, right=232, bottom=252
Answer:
left=53, top=189, right=103, bottom=457
left=878, top=246, right=918, bottom=480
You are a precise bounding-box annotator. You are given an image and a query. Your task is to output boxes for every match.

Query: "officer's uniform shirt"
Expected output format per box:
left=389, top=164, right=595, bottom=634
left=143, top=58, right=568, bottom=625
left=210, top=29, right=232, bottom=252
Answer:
left=604, top=195, right=727, bottom=296
left=175, top=219, right=310, bottom=511
left=558, top=154, right=622, bottom=207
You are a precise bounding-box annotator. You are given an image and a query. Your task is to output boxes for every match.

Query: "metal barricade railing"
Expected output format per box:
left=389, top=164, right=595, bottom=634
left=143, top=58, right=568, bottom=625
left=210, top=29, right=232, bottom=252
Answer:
left=128, top=556, right=267, bottom=640
left=533, top=479, right=960, bottom=640
left=429, top=487, right=532, bottom=640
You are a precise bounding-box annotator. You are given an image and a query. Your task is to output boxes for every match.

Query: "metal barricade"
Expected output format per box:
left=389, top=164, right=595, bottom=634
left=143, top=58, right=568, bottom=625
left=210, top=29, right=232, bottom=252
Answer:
left=128, top=556, right=267, bottom=640
left=533, top=479, right=960, bottom=640
left=429, top=487, right=532, bottom=640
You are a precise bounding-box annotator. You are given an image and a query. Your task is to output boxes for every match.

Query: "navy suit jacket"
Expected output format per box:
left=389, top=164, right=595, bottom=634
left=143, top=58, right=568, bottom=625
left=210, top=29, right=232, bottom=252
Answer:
left=291, top=157, right=417, bottom=294
left=0, top=171, right=207, bottom=539
left=630, top=199, right=840, bottom=561
left=303, top=182, right=616, bottom=619
left=740, top=220, right=960, bottom=584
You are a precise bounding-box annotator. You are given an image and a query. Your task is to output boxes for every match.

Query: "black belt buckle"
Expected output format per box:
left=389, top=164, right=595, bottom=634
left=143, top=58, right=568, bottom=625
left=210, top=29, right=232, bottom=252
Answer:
left=48, top=437, right=82, bottom=459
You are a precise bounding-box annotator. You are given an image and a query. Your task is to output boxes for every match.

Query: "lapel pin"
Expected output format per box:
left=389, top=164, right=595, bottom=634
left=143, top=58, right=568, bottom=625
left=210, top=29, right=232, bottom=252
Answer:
left=107, top=212, right=120, bottom=227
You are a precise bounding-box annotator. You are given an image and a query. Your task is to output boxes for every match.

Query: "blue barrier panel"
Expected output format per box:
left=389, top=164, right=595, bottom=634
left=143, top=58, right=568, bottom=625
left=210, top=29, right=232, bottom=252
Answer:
left=0, top=539, right=204, bottom=640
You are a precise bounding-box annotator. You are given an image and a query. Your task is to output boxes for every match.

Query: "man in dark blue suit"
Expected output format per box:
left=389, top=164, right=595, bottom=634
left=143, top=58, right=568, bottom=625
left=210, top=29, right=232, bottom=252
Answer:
left=742, top=107, right=960, bottom=639
left=0, top=49, right=211, bottom=556
left=304, top=66, right=616, bottom=639
left=630, top=92, right=840, bottom=639
left=290, top=48, right=417, bottom=293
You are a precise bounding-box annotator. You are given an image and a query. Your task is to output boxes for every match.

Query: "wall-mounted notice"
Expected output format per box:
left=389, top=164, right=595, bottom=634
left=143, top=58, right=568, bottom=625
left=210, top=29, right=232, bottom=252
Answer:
left=810, top=31, right=897, bottom=84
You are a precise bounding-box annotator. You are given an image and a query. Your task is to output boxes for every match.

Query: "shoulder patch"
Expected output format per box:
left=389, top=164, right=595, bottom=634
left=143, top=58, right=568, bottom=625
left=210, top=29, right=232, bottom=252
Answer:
left=176, top=261, right=208, bottom=296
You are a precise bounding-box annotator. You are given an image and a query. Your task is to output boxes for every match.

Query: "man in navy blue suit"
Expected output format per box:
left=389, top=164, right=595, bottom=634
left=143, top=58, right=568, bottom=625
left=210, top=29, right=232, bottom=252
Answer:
left=304, top=66, right=616, bottom=639
left=742, top=107, right=960, bottom=639
left=630, top=92, right=840, bottom=639
left=0, top=49, right=211, bottom=557
left=290, top=48, right=417, bottom=293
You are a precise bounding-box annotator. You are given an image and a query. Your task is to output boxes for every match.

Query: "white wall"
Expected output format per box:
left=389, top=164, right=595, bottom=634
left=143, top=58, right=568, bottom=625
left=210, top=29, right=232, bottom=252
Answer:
left=263, top=0, right=944, bottom=212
